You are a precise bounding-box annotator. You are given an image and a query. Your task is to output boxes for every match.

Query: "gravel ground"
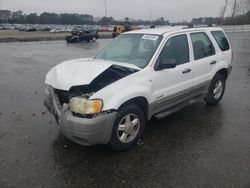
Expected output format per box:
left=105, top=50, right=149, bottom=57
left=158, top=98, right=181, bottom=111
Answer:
left=0, top=33, right=250, bottom=188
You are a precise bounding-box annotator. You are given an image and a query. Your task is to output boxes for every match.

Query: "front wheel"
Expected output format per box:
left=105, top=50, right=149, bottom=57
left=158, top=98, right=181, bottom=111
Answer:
left=205, top=74, right=226, bottom=105
left=108, top=104, right=145, bottom=151
left=91, top=37, right=97, bottom=42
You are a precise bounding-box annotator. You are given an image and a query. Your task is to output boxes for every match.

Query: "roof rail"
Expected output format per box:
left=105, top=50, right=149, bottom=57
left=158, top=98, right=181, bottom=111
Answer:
left=182, top=24, right=214, bottom=29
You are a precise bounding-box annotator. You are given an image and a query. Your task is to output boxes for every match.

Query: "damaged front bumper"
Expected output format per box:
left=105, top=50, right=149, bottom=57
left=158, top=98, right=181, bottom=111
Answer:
left=43, top=87, right=117, bottom=146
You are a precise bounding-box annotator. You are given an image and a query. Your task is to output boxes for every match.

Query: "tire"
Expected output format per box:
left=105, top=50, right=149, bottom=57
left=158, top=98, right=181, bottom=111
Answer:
left=91, top=37, right=97, bottom=42
left=204, top=74, right=226, bottom=105
left=65, top=36, right=71, bottom=43
left=71, top=38, right=76, bottom=43
left=108, top=104, right=145, bottom=151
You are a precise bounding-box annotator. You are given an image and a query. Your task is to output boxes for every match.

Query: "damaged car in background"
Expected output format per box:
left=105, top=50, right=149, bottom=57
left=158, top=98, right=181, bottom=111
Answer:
left=65, top=26, right=99, bottom=43
left=44, top=27, right=232, bottom=151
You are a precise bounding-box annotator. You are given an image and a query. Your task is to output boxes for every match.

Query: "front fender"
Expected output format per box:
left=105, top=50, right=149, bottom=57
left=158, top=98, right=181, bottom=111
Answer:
left=103, top=86, right=152, bottom=111
left=90, top=82, right=152, bottom=111
left=89, top=67, right=153, bottom=111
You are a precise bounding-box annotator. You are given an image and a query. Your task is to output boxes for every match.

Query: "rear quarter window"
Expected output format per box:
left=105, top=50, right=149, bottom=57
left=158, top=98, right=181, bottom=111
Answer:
left=211, top=31, right=230, bottom=51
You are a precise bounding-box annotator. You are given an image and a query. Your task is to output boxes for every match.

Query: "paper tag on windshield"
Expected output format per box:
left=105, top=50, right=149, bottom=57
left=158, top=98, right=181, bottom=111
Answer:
left=142, top=35, right=159, bottom=41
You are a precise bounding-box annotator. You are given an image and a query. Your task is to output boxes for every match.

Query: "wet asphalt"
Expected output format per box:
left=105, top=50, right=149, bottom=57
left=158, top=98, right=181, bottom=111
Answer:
left=0, top=33, right=250, bottom=188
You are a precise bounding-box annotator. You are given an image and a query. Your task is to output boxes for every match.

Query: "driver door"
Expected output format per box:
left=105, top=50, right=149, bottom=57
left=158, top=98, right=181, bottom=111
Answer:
left=151, top=34, right=194, bottom=113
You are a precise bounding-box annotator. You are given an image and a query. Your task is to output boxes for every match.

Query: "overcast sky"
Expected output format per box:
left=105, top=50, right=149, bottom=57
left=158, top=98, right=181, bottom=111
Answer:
left=0, top=0, right=225, bottom=21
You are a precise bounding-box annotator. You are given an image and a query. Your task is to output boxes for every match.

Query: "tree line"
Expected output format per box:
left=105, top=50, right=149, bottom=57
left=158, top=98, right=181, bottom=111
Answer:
left=1, top=11, right=170, bottom=26
left=1, top=1, right=250, bottom=26
left=3, top=11, right=95, bottom=25
left=191, top=0, right=250, bottom=25
left=190, top=11, right=250, bottom=26
left=219, top=0, right=250, bottom=24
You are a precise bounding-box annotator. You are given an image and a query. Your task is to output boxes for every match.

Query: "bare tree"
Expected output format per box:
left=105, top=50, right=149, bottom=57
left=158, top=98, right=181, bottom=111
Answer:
left=244, top=0, right=250, bottom=12
left=219, top=7, right=225, bottom=18
left=235, top=0, right=248, bottom=15
left=222, top=0, right=229, bottom=18
left=231, top=0, right=237, bottom=18
left=241, top=0, right=250, bottom=12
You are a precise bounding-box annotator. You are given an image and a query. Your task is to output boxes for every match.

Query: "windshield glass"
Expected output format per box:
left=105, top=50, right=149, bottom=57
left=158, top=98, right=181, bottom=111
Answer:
left=95, top=34, right=162, bottom=68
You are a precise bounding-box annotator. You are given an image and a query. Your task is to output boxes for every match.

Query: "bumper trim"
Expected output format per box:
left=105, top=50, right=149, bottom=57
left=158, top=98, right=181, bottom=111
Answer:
left=44, top=94, right=117, bottom=146
left=63, top=112, right=117, bottom=145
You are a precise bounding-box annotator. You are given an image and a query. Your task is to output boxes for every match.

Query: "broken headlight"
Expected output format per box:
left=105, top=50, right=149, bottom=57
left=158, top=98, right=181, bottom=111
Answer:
left=69, top=97, right=103, bottom=115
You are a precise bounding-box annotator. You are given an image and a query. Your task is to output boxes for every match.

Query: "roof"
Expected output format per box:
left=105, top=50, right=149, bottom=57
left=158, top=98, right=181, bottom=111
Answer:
left=125, top=26, right=224, bottom=36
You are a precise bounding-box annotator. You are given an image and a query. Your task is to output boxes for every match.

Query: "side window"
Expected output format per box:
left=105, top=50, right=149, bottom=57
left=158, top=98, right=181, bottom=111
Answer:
left=158, top=34, right=189, bottom=66
left=211, top=31, right=230, bottom=51
left=191, top=32, right=215, bottom=60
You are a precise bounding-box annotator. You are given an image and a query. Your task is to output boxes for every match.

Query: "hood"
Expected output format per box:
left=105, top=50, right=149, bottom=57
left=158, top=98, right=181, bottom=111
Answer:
left=45, top=58, right=140, bottom=91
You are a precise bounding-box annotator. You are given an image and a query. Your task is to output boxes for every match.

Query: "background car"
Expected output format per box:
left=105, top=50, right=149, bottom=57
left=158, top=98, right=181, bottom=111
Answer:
left=66, top=27, right=99, bottom=43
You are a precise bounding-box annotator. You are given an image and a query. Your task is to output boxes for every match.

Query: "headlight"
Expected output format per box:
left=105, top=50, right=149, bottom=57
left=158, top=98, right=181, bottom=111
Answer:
left=69, top=97, right=103, bottom=115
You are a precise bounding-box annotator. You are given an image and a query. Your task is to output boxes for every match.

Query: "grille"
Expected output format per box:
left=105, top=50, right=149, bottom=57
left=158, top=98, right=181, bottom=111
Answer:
left=54, top=89, right=72, bottom=105
left=53, top=85, right=91, bottom=105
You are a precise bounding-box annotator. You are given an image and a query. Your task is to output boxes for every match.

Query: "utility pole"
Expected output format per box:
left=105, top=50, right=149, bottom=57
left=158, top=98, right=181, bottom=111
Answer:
left=105, top=0, right=107, bottom=17
left=149, top=10, right=152, bottom=25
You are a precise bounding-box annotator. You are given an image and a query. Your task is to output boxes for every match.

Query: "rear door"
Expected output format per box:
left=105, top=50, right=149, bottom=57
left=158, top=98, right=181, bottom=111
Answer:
left=151, top=33, right=194, bottom=113
left=211, top=30, right=233, bottom=68
left=189, top=32, right=218, bottom=95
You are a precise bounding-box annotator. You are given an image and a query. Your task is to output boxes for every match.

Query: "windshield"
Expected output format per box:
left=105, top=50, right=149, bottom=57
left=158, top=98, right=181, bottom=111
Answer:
left=95, top=34, right=162, bottom=68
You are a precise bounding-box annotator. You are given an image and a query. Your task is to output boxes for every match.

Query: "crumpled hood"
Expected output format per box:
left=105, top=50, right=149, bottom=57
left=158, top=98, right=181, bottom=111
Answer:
left=45, top=58, right=140, bottom=91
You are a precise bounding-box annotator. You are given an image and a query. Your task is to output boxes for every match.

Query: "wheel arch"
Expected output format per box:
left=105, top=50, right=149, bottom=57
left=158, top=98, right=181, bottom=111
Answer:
left=118, top=96, right=149, bottom=121
left=216, top=68, right=228, bottom=79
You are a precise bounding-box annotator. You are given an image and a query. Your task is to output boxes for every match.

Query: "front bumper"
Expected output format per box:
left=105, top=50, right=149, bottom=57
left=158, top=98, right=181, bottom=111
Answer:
left=44, top=89, right=117, bottom=146
left=228, top=65, right=233, bottom=76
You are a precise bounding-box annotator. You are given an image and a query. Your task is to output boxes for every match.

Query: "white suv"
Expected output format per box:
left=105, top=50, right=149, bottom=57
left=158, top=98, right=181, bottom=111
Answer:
left=44, top=27, right=233, bottom=151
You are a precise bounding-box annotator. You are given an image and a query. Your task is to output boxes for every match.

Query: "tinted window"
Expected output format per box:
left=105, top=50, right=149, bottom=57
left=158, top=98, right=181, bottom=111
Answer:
left=191, top=32, right=215, bottom=60
left=211, top=31, right=230, bottom=51
left=158, top=34, right=189, bottom=66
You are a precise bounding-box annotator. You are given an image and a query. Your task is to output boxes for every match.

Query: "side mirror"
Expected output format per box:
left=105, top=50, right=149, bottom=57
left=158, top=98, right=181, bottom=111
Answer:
left=158, top=59, right=177, bottom=70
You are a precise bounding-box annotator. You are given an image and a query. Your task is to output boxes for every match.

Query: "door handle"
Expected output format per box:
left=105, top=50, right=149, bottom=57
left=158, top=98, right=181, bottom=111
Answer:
left=210, top=60, right=217, bottom=65
left=182, top=68, right=191, bottom=74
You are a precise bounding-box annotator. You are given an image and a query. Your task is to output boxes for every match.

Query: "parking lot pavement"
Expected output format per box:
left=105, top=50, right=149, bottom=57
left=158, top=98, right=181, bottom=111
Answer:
left=0, top=33, right=250, bottom=188
left=0, top=30, right=112, bottom=42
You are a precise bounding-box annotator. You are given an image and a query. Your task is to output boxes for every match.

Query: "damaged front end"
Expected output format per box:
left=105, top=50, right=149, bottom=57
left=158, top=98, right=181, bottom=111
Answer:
left=43, top=63, right=138, bottom=145
left=44, top=64, right=138, bottom=119
left=48, top=65, right=138, bottom=114
left=43, top=87, right=59, bottom=123
left=53, top=65, right=135, bottom=102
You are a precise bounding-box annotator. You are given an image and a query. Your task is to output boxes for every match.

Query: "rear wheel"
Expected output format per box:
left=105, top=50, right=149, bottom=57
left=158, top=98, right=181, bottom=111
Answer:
left=65, top=36, right=71, bottom=43
left=72, top=37, right=78, bottom=43
left=205, top=74, right=226, bottom=105
left=108, top=104, right=145, bottom=151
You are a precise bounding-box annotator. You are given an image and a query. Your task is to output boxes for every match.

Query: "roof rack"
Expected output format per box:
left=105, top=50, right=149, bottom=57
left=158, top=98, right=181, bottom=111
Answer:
left=182, top=24, right=214, bottom=29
